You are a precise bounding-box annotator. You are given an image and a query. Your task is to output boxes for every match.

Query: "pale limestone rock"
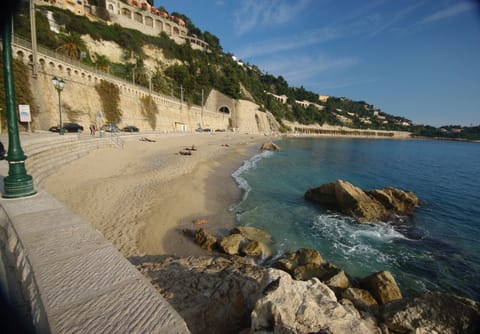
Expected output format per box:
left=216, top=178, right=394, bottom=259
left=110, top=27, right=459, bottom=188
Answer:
left=81, top=35, right=126, bottom=63
left=251, top=269, right=379, bottom=333
left=138, top=255, right=265, bottom=334
left=342, top=287, right=378, bottom=309
left=241, top=240, right=271, bottom=258
left=361, top=271, right=402, bottom=305
left=292, top=262, right=339, bottom=281
left=324, top=270, right=350, bottom=289
left=231, top=226, right=273, bottom=244
left=260, top=142, right=281, bottom=151
left=381, top=292, right=480, bottom=334
left=275, top=248, right=324, bottom=271
left=305, top=180, right=419, bottom=223
left=219, top=233, right=244, bottom=255
left=194, top=228, right=217, bottom=251
left=294, top=247, right=324, bottom=266
left=367, top=187, right=419, bottom=214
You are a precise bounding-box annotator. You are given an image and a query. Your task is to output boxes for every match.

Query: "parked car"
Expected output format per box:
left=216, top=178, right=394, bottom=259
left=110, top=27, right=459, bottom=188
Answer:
left=122, top=125, right=139, bottom=132
left=100, top=124, right=120, bottom=132
left=49, top=123, right=84, bottom=133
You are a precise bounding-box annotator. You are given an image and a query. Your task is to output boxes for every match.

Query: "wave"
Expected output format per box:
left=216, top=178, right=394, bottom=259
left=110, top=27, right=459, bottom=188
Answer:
left=309, top=214, right=412, bottom=269
left=231, top=150, right=274, bottom=202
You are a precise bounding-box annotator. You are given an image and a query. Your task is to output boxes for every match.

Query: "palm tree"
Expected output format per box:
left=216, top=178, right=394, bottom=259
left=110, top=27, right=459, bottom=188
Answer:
left=94, top=53, right=110, bottom=72
left=56, top=33, right=83, bottom=60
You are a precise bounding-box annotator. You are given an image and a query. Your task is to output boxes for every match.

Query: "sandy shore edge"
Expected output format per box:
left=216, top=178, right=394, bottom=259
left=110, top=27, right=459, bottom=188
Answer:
left=43, top=132, right=271, bottom=258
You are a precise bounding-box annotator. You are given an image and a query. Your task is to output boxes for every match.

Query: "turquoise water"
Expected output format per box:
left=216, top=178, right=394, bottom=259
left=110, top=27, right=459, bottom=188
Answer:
left=232, top=138, right=480, bottom=300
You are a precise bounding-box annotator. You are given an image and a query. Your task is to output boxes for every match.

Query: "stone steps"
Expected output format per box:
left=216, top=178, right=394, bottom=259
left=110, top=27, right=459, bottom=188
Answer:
left=23, top=137, right=112, bottom=187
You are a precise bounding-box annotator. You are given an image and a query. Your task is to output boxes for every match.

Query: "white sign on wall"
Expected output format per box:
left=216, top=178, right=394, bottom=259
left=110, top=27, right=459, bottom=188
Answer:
left=18, top=104, right=31, bottom=122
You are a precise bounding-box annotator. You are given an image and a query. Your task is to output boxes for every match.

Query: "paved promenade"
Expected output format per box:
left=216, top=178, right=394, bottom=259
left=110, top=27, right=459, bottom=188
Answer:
left=0, top=132, right=190, bottom=333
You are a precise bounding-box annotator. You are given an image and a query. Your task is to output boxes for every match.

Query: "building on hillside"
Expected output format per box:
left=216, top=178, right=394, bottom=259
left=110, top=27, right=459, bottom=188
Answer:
left=318, top=95, right=329, bottom=102
left=35, top=0, right=86, bottom=16
left=105, top=0, right=209, bottom=51
left=35, top=0, right=209, bottom=51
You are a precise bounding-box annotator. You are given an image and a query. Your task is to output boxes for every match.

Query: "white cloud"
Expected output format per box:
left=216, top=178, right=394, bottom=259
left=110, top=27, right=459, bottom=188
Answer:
left=233, top=0, right=312, bottom=35
left=420, top=1, right=477, bottom=24
left=367, top=1, right=426, bottom=38
left=235, top=27, right=338, bottom=59
left=255, top=53, right=359, bottom=86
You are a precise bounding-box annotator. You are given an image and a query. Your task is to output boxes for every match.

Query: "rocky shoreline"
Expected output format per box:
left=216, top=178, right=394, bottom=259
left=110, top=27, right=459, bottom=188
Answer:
left=136, top=222, right=480, bottom=334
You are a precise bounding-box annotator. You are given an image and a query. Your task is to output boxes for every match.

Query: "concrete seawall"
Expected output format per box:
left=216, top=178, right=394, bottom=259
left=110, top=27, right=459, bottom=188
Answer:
left=0, top=133, right=190, bottom=333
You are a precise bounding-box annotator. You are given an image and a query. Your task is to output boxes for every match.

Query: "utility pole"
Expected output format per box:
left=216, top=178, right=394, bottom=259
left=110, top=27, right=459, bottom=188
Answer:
left=132, top=63, right=136, bottom=84
left=179, top=84, right=184, bottom=112
left=148, top=72, right=152, bottom=94
left=201, top=88, right=204, bottom=128
left=29, top=0, right=38, bottom=78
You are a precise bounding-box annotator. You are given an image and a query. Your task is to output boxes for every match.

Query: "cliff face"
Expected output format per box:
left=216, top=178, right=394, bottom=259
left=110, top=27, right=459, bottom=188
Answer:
left=14, top=40, right=277, bottom=134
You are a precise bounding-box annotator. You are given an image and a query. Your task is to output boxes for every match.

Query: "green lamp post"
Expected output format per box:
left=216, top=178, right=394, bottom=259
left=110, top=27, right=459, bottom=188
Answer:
left=51, top=76, right=65, bottom=135
left=2, top=15, right=36, bottom=198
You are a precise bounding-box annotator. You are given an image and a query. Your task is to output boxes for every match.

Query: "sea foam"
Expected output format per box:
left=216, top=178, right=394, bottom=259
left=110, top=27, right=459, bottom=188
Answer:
left=232, top=150, right=274, bottom=201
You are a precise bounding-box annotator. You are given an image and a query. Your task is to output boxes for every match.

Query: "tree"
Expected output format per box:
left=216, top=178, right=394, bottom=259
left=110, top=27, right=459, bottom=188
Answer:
left=94, top=53, right=109, bottom=72
left=56, top=33, right=84, bottom=60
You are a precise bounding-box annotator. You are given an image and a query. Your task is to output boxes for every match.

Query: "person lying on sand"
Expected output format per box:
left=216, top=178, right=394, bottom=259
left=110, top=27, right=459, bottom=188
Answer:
left=140, top=137, right=156, bottom=142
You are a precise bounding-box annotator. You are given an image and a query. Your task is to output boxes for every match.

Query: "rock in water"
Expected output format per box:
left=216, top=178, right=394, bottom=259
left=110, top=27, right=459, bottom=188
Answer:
left=305, top=179, right=419, bottom=223
left=260, top=142, right=281, bottom=151
left=219, top=233, right=244, bottom=255
left=361, top=271, right=402, bottom=304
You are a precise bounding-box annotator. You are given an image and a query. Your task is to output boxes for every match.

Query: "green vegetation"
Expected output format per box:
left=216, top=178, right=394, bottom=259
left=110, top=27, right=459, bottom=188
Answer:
left=94, top=80, right=121, bottom=124
left=0, top=52, right=37, bottom=131
left=140, top=95, right=158, bottom=130
left=411, top=125, right=480, bottom=141
left=9, top=1, right=479, bottom=140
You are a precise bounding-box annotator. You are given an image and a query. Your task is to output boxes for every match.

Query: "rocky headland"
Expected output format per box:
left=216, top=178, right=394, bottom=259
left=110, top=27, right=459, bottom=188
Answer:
left=136, top=223, right=480, bottom=334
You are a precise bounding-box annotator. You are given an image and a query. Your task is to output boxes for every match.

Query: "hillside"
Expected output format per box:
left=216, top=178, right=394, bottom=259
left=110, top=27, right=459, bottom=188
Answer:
left=8, top=1, right=480, bottom=139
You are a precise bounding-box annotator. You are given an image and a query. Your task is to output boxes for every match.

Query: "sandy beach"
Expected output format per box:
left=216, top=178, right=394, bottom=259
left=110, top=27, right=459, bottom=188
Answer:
left=43, top=132, right=272, bottom=258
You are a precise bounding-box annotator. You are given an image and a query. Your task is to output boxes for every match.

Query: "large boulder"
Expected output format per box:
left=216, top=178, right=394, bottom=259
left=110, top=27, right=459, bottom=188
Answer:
left=381, top=292, right=480, bottom=334
left=361, top=271, right=402, bottom=305
left=138, top=255, right=265, bottom=334
left=342, top=287, right=378, bottom=309
left=324, top=270, right=351, bottom=290
left=194, top=228, right=217, bottom=251
left=293, top=262, right=340, bottom=281
left=305, top=179, right=419, bottom=223
left=260, top=142, right=281, bottom=151
left=275, top=248, right=324, bottom=269
left=251, top=269, right=380, bottom=333
left=240, top=240, right=271, bottom=258
left=231, top=226, right=273, bottom=244
left=219, top=233, right=244, bottom=255
left=367, top=187, right=419, bottom=214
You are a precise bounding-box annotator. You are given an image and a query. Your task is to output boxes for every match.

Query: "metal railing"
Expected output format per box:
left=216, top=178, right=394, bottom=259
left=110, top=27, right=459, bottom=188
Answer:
left=11, top=35, right=186, bottom=106
left=109, top=130, right=124, bottom=149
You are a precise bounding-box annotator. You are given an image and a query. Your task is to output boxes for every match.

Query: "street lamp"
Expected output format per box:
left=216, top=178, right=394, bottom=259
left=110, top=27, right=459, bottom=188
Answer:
left=2, top=13, right=36, bottom=198
left=52, top=76, right=65, bottom=135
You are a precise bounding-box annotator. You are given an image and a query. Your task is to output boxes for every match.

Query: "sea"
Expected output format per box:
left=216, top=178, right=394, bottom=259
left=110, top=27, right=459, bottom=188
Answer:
left=231, top=137, right=480, bottom=301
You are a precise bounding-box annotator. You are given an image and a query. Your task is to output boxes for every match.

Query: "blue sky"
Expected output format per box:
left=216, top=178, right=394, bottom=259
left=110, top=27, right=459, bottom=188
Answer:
left=154, top=0, right=480, bottom=126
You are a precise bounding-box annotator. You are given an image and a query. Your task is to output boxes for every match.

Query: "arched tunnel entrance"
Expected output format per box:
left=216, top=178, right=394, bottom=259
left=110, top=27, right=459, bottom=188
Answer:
left=218, top=106, right=230, bottom=114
